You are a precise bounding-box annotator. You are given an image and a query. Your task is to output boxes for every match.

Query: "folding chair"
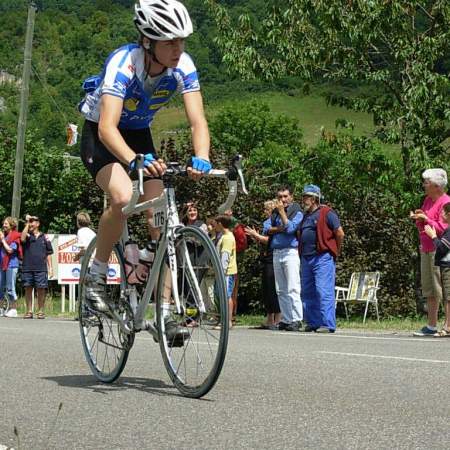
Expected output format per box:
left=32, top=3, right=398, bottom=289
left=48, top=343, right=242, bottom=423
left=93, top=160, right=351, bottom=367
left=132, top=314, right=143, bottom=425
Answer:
left=335, top=272, right=381, bottom=323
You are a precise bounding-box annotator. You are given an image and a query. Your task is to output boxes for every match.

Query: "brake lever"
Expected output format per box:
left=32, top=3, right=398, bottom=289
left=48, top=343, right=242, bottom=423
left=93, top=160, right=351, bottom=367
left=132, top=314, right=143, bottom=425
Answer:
left=135, top=154, right=145, bottom=196
left=230, top=154, right=248, bottom=195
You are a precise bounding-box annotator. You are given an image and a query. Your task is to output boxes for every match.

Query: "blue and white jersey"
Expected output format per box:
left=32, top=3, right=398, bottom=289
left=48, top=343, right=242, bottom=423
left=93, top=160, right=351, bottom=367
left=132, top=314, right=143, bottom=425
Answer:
left=79, top=43, right=200, bottom=130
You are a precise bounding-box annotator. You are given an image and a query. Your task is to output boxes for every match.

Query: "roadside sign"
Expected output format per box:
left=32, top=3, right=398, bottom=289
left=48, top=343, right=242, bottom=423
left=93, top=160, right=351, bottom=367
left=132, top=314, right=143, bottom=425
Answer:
left=56, top=234, right=120, bottom=284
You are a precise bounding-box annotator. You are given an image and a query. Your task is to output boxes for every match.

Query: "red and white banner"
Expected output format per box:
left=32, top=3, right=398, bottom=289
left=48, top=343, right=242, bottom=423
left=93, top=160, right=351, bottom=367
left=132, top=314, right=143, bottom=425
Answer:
left=57, top=234, right=120, bottom=284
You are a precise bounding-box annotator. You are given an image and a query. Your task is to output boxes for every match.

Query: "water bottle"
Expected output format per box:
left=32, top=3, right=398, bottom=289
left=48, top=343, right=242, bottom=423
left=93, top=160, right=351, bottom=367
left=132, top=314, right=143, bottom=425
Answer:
left=124, top=240, right=140, bottom=285
left=124, top=240, right=156, bottom=285
left=136, top=243, right=155, bottom=282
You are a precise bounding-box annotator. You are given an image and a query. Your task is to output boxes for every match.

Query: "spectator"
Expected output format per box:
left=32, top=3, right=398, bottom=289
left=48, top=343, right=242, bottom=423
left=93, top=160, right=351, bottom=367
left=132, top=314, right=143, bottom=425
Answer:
left=298, top=185, right=344, bottom=333
left=74, top=212, right=96, bottom=263
left=20, top=215, right=53, bottom=319
left=224, top=209, right=248, bottom=324
left=206, top=217, right=219, bottom=244
left=268, top=185, right=303, bottom=331
left=412, top=168, right=450, bottom=336
left=182, top=201, right=208, bottom=233
left=215, top=215, right=237, bottom=329
left=245, top=199, right=281, bottom=330
left=0, top=217, right=22, bottom=318
left=424, top=202, right=450, bottom=337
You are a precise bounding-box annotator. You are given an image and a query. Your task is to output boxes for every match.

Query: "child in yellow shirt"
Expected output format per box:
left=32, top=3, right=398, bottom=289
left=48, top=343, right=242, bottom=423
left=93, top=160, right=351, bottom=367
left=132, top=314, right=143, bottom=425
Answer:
left=215, top=215, right=237, bottom=329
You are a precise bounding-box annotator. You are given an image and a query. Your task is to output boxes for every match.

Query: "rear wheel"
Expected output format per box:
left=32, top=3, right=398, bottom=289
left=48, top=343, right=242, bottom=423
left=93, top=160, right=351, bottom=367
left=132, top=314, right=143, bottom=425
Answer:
left=156, top=226, right=229, bottom=398
left=78, top=239, right=134, bottom=383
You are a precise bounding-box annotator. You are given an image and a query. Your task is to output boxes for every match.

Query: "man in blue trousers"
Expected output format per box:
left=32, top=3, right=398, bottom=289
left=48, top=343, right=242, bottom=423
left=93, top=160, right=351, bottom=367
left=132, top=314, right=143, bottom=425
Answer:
left=299, top=185, right=344, bottom=333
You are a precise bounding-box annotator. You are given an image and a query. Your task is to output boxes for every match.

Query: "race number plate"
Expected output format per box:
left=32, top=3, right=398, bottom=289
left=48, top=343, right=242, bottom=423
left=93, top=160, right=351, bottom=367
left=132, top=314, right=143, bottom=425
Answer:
left=153, top=205, right=166, bottom=228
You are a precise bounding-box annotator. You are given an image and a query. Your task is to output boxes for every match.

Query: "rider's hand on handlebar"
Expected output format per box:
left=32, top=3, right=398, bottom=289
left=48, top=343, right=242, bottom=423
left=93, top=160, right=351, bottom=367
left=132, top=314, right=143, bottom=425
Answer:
left=187, top=156, right=212, bottom=181
left=129, top=153, right=167, bottom=178
left=145, top=158, right=166, bottom=177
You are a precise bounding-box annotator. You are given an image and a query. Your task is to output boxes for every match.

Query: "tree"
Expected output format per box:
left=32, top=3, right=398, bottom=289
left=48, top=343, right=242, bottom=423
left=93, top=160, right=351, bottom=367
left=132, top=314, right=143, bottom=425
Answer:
left=207, top=0, right=450, bottom=182
left=0, top=126, right=102, bottom=233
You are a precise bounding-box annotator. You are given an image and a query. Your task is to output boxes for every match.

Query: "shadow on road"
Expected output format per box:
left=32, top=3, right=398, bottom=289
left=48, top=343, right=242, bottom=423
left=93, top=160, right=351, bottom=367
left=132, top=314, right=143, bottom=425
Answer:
left=42, top=375, right=186, bottom=398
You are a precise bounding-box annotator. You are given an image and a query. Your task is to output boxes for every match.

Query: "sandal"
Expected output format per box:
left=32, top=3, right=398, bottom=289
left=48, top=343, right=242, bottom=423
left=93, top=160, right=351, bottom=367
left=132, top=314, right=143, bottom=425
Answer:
left=255, top=323, right=271, bottom=330
left=433, top=328, right=450, bottom=337
left=37, top=311, right=46, bottom=319
left=23, top=312, right=33, bottom=319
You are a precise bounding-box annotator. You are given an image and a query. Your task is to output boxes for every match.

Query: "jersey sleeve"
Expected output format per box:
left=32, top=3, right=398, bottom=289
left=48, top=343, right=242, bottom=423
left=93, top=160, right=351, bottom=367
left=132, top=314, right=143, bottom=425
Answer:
left=101, top=47, right=136, bottom=99
left=326, top=210, right=341, bottom=230
left=174, top=53, right=200, bottom=94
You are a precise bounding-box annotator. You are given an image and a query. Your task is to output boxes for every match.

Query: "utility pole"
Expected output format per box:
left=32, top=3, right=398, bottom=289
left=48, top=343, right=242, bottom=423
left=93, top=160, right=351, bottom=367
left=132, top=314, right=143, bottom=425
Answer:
left=11, top=2, right=36, bottom=218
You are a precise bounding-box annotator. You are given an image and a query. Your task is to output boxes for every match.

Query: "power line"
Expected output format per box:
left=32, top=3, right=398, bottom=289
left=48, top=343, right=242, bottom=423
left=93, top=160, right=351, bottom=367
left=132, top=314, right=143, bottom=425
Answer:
left=0, top=1, right=134, bottom=13
left=31, top=64, right=69, bottom=124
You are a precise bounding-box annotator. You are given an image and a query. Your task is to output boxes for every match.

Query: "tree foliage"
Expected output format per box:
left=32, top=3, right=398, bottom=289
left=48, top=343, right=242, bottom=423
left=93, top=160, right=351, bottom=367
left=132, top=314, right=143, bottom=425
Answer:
left=0, top=0, right=229, bottom=147
left=207, top=0, right=450, bottom=179
left=0, top=125, right=102, bottom=233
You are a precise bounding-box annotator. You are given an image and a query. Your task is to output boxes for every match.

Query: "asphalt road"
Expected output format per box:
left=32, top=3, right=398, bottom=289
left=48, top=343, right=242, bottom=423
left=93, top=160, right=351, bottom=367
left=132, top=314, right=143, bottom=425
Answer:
left=1, top=318, right=450, bottom=450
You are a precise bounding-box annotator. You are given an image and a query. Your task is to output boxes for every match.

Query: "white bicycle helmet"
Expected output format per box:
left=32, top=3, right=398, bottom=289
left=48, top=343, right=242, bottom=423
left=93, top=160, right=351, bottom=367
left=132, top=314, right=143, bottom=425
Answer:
left=134, top=0, right=193, bottom=40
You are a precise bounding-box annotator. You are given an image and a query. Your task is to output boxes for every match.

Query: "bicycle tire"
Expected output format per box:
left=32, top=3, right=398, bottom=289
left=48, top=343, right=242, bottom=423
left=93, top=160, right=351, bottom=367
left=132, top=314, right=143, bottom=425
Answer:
left=155, top=225, right=229, bottom=398
left=78, top=238, right=134, bottom=383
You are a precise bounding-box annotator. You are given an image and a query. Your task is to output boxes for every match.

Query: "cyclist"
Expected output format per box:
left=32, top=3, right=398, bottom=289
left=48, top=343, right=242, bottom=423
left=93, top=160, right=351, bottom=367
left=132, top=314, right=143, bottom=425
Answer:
left=78, top=0, right=212, bottom=313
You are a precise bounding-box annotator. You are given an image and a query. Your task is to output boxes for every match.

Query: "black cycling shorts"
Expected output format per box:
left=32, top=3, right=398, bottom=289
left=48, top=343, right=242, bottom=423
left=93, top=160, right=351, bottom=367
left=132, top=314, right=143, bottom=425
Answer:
left=80, top=120, right=157, bottom=180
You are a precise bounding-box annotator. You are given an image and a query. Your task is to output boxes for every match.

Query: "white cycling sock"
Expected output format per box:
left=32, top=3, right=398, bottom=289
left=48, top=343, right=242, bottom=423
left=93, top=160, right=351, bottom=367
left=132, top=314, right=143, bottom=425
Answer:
left=90, top=259, right=108, bottom=276
left=162, top=303, right=171, bottom=319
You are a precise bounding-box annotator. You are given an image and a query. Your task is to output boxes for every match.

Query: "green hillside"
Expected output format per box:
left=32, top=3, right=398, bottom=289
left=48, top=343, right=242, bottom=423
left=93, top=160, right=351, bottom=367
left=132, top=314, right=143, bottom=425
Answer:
left=152, top=90, right=389, bottom=150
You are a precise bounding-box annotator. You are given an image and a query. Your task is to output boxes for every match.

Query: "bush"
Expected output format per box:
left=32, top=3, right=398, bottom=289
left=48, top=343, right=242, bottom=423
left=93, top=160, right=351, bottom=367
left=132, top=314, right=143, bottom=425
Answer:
left=158, top=100, right=436, bottom=317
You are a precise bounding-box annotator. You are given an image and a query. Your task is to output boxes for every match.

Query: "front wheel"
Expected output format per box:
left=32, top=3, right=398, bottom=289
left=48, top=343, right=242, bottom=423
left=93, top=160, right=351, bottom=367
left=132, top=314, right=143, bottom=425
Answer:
left=78, top=239, right=134, bottom=383
left=156, top=226, right=229, bottom=398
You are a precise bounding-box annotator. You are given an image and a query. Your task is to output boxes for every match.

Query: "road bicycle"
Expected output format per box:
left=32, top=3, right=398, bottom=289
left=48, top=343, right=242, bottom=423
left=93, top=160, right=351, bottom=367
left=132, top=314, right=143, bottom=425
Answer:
left=78, top=155, right=247, bottom=398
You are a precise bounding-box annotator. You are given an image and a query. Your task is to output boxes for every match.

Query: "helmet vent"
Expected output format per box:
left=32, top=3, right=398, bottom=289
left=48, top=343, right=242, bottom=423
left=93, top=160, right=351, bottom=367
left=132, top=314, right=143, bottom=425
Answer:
left=137, top=10, right=146, bottom=22
left=152, top=4, right=166, bottom=11
left=174, top=9, right=183, bottom=27
left=159, top=12, right=178, bottom=29
left=143, top=26, right=158, bottom=38
left=154, top=20, right=171, bottom=34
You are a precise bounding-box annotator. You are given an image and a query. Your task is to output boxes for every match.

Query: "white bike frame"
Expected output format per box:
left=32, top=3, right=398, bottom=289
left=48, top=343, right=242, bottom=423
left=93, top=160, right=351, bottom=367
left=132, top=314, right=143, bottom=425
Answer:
left=118, top=158, right=247, bottom=334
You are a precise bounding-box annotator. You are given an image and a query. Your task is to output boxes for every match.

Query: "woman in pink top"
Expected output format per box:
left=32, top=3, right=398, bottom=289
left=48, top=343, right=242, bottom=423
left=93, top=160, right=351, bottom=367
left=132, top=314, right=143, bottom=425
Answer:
left=411, top=168, right=450, bottom=336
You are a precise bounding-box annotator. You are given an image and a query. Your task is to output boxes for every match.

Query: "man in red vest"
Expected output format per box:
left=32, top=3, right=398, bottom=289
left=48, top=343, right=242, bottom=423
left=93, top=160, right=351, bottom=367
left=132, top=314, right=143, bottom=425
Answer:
left=298, top=185, right=344, bottom=332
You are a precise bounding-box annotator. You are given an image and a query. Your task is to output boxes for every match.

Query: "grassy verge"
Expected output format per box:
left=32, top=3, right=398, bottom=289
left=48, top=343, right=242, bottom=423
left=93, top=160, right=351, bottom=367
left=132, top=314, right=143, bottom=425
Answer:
left=335, top=317, right=425, bottom=332
left=6, top=296, right=426, bottom=333
left=8, top=295, right=78, bottom=319
left=235, top=313, right=425, bottom=332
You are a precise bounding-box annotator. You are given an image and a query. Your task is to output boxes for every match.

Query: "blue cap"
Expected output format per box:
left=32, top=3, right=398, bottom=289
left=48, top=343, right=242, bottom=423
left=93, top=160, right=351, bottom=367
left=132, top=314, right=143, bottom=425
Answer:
left=302, top=184, right=321, bottom=198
